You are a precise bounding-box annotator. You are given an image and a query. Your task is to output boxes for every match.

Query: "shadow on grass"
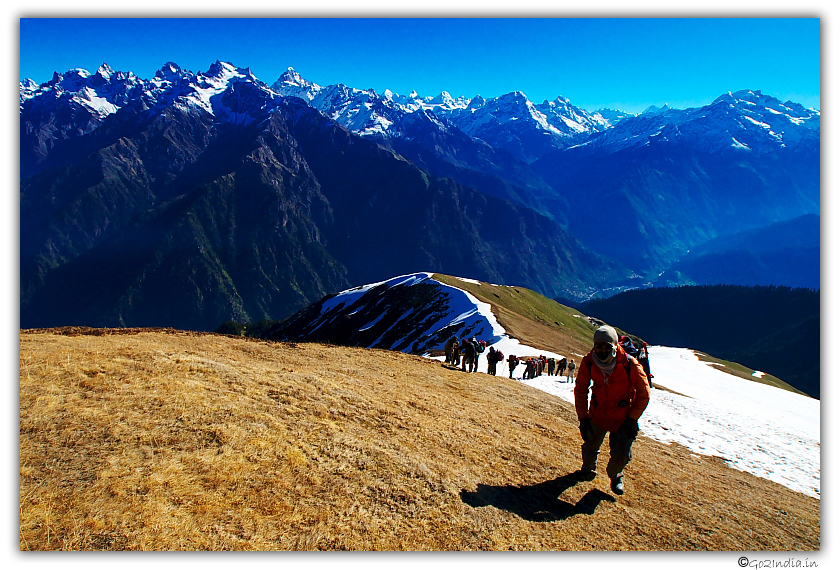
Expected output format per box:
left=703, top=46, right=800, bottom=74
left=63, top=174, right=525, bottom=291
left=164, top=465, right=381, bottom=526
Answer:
left=460, top=472, right=616, bottom=522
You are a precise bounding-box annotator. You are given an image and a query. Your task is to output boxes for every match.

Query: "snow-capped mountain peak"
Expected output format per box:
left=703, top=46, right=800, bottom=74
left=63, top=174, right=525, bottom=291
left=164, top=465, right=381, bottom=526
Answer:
left=275, top=67, right=316, bottom=89
left=569, top=88, right=819, bottom=156
left=426, top=90, right=469, bottom=111
left=204, top=60, right=239, bottom=79
left=155, top=62, right=187, bottom=81
left=94, top=63, right=114, bottom=81
left=641, top=103, right=673, bottom=116
left=467, top=95, right=486, bottom=110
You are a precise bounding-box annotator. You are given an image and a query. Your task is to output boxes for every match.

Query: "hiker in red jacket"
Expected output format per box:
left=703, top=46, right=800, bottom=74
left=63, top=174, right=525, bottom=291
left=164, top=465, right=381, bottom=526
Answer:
left=574, top=325, right=650, bottom=495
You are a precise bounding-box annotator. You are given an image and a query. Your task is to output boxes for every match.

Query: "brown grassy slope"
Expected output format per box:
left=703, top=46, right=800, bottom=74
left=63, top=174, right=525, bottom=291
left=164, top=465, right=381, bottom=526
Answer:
left=20, top=328, right=819, bottom=551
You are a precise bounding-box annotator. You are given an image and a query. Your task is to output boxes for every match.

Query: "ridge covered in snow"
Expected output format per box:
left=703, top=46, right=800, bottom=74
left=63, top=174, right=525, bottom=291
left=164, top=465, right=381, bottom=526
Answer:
left=568, top=89, right=820, bottom=156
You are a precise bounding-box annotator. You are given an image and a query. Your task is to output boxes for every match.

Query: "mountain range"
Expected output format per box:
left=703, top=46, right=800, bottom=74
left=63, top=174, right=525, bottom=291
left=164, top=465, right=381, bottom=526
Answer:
left=20, top=61, right=820, bottom=330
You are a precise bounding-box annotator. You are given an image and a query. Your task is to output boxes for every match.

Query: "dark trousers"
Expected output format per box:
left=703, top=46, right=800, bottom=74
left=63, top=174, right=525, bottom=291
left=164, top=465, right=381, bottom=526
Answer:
left=581, top=421, right=637, bottom=479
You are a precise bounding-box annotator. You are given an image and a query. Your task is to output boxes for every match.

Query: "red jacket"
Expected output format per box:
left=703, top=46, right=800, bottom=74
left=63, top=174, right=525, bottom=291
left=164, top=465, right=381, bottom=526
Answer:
left=574, top=345, right=650, bottom=432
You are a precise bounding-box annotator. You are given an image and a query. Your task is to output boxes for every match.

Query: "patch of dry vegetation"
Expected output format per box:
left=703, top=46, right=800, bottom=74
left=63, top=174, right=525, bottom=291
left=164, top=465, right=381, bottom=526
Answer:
left=20, top=328, right=819, bottom=550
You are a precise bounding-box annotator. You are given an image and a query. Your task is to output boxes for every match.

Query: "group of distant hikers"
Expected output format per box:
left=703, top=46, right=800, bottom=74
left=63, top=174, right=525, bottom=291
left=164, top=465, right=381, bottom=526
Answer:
left=442, top=326, right=654, bottom=496
left=444, top=336, right=488, bottom=373
left=504, top=354, right=576, bottom=381
left=443, top=333, right=652, bottom=388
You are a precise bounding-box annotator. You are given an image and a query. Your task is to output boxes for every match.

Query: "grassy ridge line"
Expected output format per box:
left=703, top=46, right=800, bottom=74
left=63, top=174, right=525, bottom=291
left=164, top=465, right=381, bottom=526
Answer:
left=695, top=353, right=807, bottom=396
left=433, top=274, right=805, bottom=395
left=432, top=274, right=597, bottom=359
left=19, top=330, right=819, bottom=551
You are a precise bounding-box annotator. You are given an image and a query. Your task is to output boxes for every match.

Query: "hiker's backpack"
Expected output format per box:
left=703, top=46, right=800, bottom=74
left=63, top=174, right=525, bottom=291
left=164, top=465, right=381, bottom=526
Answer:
left=475, top=340, right=484, bottom=353
left=496, top=350, right=504, bottom=362
left=622, top=340, right=640, bottom=358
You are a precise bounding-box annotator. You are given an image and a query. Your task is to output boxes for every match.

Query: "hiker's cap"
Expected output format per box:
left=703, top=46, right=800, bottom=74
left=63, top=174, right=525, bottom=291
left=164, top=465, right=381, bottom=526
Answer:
left=594, top=325, right=619, bottom=346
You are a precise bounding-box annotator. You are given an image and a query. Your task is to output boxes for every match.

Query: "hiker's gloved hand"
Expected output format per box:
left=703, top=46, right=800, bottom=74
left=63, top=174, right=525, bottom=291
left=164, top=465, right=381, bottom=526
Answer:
left=620, top=417, right=640, bottom=439
left=579, top=418, right=593, bottom=443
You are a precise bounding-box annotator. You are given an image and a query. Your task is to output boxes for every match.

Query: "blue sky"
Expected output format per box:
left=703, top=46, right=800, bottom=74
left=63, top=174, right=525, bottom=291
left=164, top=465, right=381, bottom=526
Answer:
left=19, top=17, right=820, bottom=114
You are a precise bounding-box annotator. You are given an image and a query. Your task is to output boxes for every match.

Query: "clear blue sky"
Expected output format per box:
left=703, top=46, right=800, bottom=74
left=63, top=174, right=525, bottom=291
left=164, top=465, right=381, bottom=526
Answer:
left=20, top=17, right=820, bottom=113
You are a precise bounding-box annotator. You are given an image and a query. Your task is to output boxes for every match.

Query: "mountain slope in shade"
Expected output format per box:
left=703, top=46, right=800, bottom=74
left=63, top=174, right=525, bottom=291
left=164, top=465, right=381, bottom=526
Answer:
left=654, top=214, right=820, bottom=289
left=580, top=285, right=819, bottom=398
left=532, top=92, right=819, bottom=276
left=265, top=273, right=506, bottom=354
left=21, top=61, right=820, bottom=328
left=21, top=84, right=624, bottom=330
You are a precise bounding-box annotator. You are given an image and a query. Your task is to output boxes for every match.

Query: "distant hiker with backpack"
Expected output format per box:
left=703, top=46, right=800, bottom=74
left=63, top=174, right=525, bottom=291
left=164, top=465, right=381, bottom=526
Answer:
left=548, top=358, right=556, bottom=376
left=558, top=357, right=567, bottom=378
left=473, top=338, right=484, bottom=373
left=620, top=335, right=641, bottom=359
left=487, top=346, right=497, bottom=375
left=566, top=359, right=576, bottom=382
left=451, top=338, right=461, bottom=366
left=522, top=358, right=532, bottom=380
left=574, top=325, right=651, bottom=496
left=508, top=354, right=519, bottom=378
left=445, top=336, right=457, bottom=365
left=461, top=337, right=476, bottom=372
left=487, top=347, right=503, bottom=376
left=639, top=342, right=653, bottom=387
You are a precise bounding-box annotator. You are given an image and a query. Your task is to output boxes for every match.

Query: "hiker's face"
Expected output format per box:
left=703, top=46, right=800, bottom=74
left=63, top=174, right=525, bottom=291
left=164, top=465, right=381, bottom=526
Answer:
left=594, top=341, right=614, bottom=359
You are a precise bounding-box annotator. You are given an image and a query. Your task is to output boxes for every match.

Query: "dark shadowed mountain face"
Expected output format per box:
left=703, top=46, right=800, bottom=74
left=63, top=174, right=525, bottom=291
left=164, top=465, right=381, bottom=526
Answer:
left=21, top=105, right=351, bottom=330
left=379, top=110, right=562, bottom=222
left=20, top=84, right=622, bottom=330
left=654, top=214, right=820, bottom=289
left=276, top=99, right=622, bottom=294
left=532, top=93, right=819, bottom=278
left=533, top=134, right=819, bottom=276
left=580, top=285, right=820, bottom=399
left=268, top=72, right=822, bottom=282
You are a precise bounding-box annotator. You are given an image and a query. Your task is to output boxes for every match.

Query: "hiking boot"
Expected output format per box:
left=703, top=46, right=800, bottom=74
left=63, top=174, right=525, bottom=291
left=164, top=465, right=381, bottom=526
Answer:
left=611, top=476, right=625, bottom=495
left=575, top=468, right=596, bottom=481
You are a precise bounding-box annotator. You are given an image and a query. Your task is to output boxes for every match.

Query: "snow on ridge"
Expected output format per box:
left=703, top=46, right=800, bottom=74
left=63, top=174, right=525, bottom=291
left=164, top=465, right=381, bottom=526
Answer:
left=76, top=87, right=119, bottom=117
left=423, top=277, right=507, bottom=345
left=320, top=272, right=435, bottom=315
left=731, top=138, right=751, bottom=150
left=743, top=115, right=772, bottom=130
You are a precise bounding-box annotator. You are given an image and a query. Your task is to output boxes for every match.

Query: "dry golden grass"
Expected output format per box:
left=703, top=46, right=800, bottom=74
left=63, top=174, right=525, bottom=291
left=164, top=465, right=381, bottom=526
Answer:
left=20, top=328, right=819, bottom=551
